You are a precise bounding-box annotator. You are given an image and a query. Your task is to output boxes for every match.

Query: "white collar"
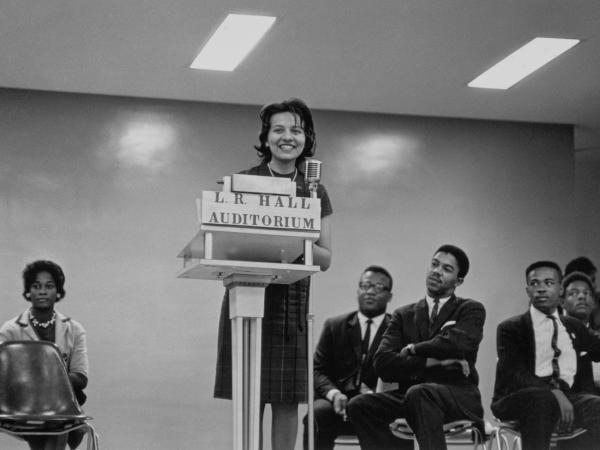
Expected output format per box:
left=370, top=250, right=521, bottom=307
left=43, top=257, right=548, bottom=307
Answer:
left=357, top=311, right=386, bottom=327
left=530, top=304, right=560, bottom=324
left=426, top=294, right=451, bottom=307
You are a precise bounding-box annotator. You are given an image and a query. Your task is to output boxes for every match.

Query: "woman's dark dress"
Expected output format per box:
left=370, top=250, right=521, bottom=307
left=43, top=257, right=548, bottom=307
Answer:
left=214, top=162, right=333, bottom=403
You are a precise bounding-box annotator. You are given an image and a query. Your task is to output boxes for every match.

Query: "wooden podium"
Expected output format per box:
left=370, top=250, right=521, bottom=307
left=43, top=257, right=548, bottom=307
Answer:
left=178, top=174, right=321, bottom=450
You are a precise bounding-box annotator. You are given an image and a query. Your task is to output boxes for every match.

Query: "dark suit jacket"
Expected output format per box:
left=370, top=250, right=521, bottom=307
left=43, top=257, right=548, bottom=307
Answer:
left=492, top=310, right=600, bottom=404
left=314, top=311, right=391, bottom=399
left=373, top=295, right=486, bottom=420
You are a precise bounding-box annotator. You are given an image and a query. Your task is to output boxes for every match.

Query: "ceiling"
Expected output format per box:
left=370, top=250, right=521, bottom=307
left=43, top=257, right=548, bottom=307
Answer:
left=2, top=0, right=600, bottom=149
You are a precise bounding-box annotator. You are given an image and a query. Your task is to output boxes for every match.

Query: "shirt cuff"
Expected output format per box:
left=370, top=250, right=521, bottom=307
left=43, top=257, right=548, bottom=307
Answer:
left=326, top=389, right=341, bottom=402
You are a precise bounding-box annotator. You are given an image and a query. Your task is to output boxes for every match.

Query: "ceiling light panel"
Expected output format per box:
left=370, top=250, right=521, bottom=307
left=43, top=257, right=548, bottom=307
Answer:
left=468, top=37, right=580, bottom=90
left=190, top=14, right=276, bottom=72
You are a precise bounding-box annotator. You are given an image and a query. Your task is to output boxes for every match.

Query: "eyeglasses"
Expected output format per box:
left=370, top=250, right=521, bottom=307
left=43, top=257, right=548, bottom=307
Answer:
left=358, top=282, right=390, bottom=293
left=566, top=288, right=592, bottom=298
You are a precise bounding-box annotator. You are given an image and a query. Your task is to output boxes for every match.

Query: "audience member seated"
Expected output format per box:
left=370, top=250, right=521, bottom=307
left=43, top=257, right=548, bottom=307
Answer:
left=492, top=261, right=600, bottom=450
left=565, top=256, right=599, bottom=329
left=303, top=265, right=393, bottom=450
left=0, top=260, right=89, bottom=450
left=347, top=244, right=486, bottom=450
left=561, top=271, right=600, bottom=393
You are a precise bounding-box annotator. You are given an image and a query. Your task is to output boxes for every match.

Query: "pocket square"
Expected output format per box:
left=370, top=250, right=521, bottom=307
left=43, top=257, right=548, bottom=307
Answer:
left=580, top=351, right=588, bottom=356
left=441, top=320, right=456, bottom=329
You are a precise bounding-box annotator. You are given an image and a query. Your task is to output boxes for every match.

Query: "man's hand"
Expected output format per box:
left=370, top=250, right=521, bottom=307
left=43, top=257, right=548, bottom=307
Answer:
left=332, top=392, right=349, bottom=419
left=551, top=389, right=574, bottom=432
left=399, top=344, right=414, bottom=358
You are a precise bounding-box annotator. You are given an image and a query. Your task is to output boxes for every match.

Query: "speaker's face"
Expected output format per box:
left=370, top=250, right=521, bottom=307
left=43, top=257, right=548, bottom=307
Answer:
left=267, top=112, right=305, bottom=167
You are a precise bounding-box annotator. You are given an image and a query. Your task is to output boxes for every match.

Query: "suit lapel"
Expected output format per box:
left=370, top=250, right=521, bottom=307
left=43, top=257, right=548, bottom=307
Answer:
left=16, top=311, right=39, bottom=341
left=523, top=312, right=536, bottom=372
left=365, top=314, right=390, bottom=362
left=560, top=316, right=578, bottom=349
left=429, top=295, right=457, bottom=337
left=415, top=299, right=430, bottom=341
left=347, top=313, right=363, bottom=366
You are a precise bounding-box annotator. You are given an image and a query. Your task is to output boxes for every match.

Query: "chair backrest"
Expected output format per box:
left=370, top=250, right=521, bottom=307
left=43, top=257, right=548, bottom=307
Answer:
left=0, top=341, right=85, bottom=419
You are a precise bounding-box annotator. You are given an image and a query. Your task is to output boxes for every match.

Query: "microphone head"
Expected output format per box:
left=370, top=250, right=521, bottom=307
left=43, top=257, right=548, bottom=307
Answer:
left=304, top=159, right=322, bottom=183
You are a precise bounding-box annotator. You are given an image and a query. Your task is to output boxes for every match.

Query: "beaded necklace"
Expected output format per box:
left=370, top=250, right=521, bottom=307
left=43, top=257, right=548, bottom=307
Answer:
left=29, top=309, right=56, bottom=328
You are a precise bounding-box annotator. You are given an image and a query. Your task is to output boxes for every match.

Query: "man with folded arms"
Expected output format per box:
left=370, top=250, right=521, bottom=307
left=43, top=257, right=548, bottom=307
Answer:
left=348, top=244, right=485, bottom=450
left=492, top=261, right=600, bottom=450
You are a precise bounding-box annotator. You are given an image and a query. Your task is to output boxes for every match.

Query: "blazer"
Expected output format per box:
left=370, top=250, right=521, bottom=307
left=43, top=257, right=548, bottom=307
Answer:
left=374, top=295, right=485, bottom=388
left=373, top=295, right=486, bottom=424
left=492, top=310, right=600, bottom=404
left=314, top=311, right=391, bottom=399
left=0, top=309, right=89, bottom=377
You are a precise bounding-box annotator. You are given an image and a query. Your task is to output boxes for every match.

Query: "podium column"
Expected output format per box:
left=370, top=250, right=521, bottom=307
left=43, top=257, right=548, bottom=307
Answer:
left=226, top=275, right=271, bottom=450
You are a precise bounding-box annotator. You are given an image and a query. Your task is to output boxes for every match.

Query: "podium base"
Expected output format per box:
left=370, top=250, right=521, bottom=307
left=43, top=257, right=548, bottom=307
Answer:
left=227, top=279, right=266, bottom=450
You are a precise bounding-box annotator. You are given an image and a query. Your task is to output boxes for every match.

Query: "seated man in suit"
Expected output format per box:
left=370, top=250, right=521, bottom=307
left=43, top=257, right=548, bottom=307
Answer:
left=561, top=271, right=600, bottom=393
left=492, top=261, right=600, bottom=450
left=562, top=271, right=597, bottom=329
left=564, top=257, right=600, bottom=330
left=303, top=265, right=393, bottom=450
left=347, top=244, right=485, bottom=450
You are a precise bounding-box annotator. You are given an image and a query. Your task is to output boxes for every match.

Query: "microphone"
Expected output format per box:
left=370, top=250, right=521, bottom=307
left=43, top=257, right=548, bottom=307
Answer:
left=304, top=159, right=322, bottom=198
left=305, top=159, right=322, bottom=184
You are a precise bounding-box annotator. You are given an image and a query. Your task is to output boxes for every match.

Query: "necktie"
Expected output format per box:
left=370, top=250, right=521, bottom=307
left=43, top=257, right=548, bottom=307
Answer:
left=547, top=315, right=562, bottom=388
left=362, top=319, right=373, bottom=355
left=429, top=299, right=440, bottom=335
left=356, top=319, right=373, bottom=386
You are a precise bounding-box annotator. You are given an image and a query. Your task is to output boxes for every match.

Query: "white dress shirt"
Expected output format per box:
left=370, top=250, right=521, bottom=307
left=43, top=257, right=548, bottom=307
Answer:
left=425, top=295, right=451, bottom=319
left=357, top=311, right=386, bottom=349
left=326, top=311, right=386, bottom=402
left=530, top=305, right=577, bottom=387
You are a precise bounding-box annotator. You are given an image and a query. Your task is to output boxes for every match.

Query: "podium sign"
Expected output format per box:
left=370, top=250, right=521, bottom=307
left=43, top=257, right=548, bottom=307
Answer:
left=201, top=190, right=320, bottom=232
left=177, top=174, right=321, bottom=450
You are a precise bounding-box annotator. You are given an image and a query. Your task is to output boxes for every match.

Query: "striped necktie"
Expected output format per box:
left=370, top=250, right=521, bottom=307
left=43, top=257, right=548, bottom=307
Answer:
left=429, top=299, right=440, bottom=336
left=546, top=315, right=562, bottom=388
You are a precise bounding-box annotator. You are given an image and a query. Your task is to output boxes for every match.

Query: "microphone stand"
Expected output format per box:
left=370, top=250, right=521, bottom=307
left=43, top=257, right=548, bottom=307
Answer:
left=307, top=179, right=318, bottom=450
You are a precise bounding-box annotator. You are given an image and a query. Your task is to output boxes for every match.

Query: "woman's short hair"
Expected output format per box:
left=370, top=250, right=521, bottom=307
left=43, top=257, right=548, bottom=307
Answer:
left=22, top=260, right=66, bottom=300
left=254, top=98, right=316, bottom=166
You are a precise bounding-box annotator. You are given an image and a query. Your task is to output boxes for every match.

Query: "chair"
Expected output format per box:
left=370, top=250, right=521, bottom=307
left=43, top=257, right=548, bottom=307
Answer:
left=332, top=379, right=399, bottom=448
left=0, top=341, right=99, bottom=449
left=390, top=418, right=490, bottom=450
left=492, top=420, right=586, bottom=450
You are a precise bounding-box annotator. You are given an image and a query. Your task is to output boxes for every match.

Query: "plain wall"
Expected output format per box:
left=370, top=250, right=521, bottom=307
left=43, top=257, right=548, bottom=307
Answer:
left=575, top=148, right=600, bottom=265
left=0, top=88, right=576, bottom=449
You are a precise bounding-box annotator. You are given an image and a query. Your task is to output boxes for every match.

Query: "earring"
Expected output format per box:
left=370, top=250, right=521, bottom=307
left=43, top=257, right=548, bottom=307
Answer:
left=56, top=294, right=61, bottom=299
left=25, top=293, right=30, bottom=298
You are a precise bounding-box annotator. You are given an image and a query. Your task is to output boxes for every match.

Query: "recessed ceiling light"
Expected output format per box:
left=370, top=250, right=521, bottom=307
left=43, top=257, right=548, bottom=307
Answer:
left=468, top=37, right=580, bottom=90
left=190, top=14, right=276, bottom=72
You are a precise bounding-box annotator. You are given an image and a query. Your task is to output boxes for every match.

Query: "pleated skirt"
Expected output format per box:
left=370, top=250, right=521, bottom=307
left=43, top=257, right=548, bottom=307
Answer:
left=214, top=278, right=310, bottom=403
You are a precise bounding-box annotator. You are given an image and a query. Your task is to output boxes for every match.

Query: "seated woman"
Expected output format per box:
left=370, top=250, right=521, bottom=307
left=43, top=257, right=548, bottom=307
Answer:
left=0, top=260, right=89, bottom=450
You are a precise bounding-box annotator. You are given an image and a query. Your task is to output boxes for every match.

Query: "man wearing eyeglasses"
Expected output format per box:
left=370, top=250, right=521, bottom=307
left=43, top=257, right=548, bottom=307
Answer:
left=347, top=244, right=485, bottom=450
left=302, top=265, right=393, bottom=450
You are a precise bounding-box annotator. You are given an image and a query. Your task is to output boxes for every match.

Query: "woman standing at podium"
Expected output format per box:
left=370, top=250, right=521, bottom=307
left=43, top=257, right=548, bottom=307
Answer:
left=215, top=98, right=333, bottom=449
